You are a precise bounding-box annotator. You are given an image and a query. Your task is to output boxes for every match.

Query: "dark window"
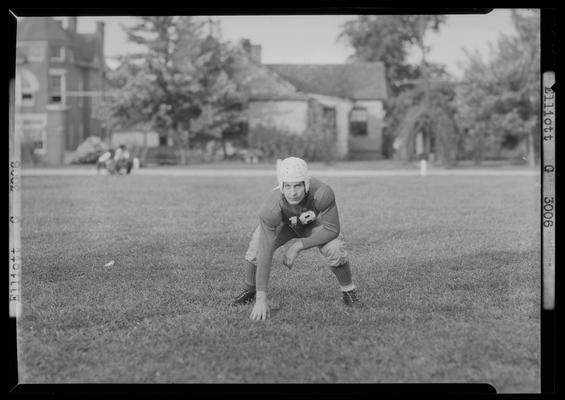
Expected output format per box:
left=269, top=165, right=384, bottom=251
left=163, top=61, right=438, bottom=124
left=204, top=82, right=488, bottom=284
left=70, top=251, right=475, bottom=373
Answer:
left=350, top=122, right=367, bottom=136
left=20, top=70, right=38, bottom=106
left=159, top=135, right=168, bottom=146
left=350, top=108, right=368, bottom=136
left=48, top=74, right=63, bottom=104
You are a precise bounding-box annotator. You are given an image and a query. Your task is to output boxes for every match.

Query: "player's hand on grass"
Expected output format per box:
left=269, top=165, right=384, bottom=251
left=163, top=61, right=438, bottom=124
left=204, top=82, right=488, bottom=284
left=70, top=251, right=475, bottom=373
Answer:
left=250, top=291, right=269, bottom=321
left=283, top=241, right=304, bottom=269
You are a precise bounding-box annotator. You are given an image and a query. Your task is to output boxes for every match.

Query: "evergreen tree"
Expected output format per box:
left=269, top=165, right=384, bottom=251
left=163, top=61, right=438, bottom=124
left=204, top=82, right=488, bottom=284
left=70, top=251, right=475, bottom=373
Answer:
left=103, top=17, right=246, bottom=164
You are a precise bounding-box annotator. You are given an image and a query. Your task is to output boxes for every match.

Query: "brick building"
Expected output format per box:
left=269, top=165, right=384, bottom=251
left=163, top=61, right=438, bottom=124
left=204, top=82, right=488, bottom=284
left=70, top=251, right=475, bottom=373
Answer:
left=15, top=17, right=106, bottom=165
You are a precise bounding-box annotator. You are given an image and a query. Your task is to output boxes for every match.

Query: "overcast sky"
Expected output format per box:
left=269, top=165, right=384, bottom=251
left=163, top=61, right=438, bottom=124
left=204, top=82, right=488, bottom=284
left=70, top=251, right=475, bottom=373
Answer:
left=50, top=9, right=533, bottom=78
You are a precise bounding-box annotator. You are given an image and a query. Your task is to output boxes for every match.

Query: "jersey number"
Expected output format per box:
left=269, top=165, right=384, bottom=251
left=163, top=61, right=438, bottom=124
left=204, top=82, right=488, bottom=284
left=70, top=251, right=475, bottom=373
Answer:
left=289, top=211, right=316, bottom=226
left=300, top=210, right=316, bottom=224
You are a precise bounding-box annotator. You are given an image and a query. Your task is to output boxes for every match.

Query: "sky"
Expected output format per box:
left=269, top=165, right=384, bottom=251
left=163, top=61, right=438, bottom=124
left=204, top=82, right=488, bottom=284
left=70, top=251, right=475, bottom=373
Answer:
left=51, top=9, right=533, bottom=78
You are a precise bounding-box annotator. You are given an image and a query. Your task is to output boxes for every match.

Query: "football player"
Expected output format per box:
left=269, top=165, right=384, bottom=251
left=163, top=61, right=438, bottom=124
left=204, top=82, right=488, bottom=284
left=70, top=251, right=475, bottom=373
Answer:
left=231, top=156, right=363, bottom=321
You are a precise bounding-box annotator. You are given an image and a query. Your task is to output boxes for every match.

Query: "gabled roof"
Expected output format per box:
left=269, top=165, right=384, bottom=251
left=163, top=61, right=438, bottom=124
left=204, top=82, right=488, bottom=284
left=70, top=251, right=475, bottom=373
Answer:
left=266, top=63, right=388, bottom=100
left=17, top=17, right=70, bottom=43
left=16, top=17, right=102, bottom=66
left=231, top=49, right=307, bottom=101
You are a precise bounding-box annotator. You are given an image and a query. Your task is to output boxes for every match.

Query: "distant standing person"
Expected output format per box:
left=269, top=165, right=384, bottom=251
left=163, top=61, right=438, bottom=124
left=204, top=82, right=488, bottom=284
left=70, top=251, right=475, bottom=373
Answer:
left=231, top=156, right=363, bottom=321
left=114, top=144, right=133, bottom=175
left=392, top=137, right=402, bottom=160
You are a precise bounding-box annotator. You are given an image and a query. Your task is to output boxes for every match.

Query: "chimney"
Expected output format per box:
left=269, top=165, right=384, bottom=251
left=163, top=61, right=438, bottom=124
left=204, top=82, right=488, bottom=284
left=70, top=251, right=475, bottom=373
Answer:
left=68, top=17, right=77, bottom=33
left=96, top=21, right=105, bottom=42
left=241, top=39, right=262, bottom=64
left=250, top=44, right=262, bottom=64
left=241, top=39, right=251, bottom=53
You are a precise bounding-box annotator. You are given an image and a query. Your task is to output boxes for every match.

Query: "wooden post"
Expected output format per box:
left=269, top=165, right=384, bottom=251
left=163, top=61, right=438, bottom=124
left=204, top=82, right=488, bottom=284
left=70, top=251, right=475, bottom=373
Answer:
left=420, top=159, right=427, bottom=176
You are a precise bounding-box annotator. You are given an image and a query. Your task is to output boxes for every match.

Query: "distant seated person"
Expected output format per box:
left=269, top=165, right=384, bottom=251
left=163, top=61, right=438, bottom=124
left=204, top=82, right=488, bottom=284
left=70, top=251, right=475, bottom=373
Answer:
left=114, top=144, right=133, bottom=175
left=97, top=149, right=115, bottom=174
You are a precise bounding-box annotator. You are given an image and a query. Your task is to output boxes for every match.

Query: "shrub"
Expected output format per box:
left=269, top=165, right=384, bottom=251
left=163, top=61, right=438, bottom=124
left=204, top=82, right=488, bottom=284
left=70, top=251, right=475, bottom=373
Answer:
left=145, top=147, right=181, bottom=165
left=248, top=124, right=336, bottom=162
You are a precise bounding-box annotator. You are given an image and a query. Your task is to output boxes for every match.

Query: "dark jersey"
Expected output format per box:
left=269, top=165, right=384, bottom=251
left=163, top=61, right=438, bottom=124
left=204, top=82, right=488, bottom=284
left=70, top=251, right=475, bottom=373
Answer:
left=254, top=177, right=341, bottom=291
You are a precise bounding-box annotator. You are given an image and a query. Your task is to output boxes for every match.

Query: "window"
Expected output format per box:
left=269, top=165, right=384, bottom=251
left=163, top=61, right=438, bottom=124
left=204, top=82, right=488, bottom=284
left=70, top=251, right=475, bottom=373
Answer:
left=350, top=107, right=368, bottom=136
left=19, top=43, right=45, bottom=62
left=16, top=69, right=40, bottom=107
left=50, top=45, right=65, bottom=62
left=29, top=46, right=44, bottom=60
left=21, top=73, right=35, bottom=105
left=27, top=45, right=45, bottom=61
left=49, top=75, right=63, bottom=103
left=48, top=70, right=66, bottom=104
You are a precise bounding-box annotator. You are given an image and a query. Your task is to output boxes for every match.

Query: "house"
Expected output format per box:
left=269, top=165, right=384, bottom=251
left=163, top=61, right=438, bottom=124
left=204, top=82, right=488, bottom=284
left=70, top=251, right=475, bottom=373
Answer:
left=236, top=40, right=388, bottom=160
left=15, top=17, right=107, bottom=165
left=110, top=39, right=389, bottom=162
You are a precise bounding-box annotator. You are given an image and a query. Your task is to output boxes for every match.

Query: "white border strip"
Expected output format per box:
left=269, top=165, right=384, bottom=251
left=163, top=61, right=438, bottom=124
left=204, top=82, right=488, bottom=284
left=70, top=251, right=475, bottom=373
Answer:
left=542, top=71, right=556, bottom=311
left=9, top=78, right=22, bottom=319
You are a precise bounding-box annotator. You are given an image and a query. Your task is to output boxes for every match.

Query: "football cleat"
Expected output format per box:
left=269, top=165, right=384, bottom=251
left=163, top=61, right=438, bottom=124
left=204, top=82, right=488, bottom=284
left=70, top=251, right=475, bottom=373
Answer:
left=342, top=289, right=364, bottom=308
left=230, top=288, right=256, bottom=306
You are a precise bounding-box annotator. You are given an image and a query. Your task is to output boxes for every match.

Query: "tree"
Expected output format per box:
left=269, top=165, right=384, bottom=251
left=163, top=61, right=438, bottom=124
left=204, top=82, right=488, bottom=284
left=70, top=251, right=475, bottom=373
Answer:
left=339, top=15, right=450, bottom=161
left=455, top=10, right=540, bottom=165
left=339, top=15, right=446, bottom=95
left=103, top=17, right=247, bottom=164
left=393, top=80, right=461, bottom=165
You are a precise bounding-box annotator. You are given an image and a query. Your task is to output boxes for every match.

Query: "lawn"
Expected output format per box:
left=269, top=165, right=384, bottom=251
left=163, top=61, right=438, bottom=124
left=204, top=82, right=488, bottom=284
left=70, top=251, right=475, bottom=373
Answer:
left=17, top=173, right=541, bottom=391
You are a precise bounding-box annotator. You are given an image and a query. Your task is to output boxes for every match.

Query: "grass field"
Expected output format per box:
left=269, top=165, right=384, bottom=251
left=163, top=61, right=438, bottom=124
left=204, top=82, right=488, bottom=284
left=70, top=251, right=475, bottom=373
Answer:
left=17, top=173, right=541, bottom=391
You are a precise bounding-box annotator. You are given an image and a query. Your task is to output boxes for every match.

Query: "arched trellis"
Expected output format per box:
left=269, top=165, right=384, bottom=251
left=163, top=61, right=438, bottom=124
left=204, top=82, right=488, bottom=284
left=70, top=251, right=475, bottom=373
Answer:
left=395, top=104, right=459, bottom=165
